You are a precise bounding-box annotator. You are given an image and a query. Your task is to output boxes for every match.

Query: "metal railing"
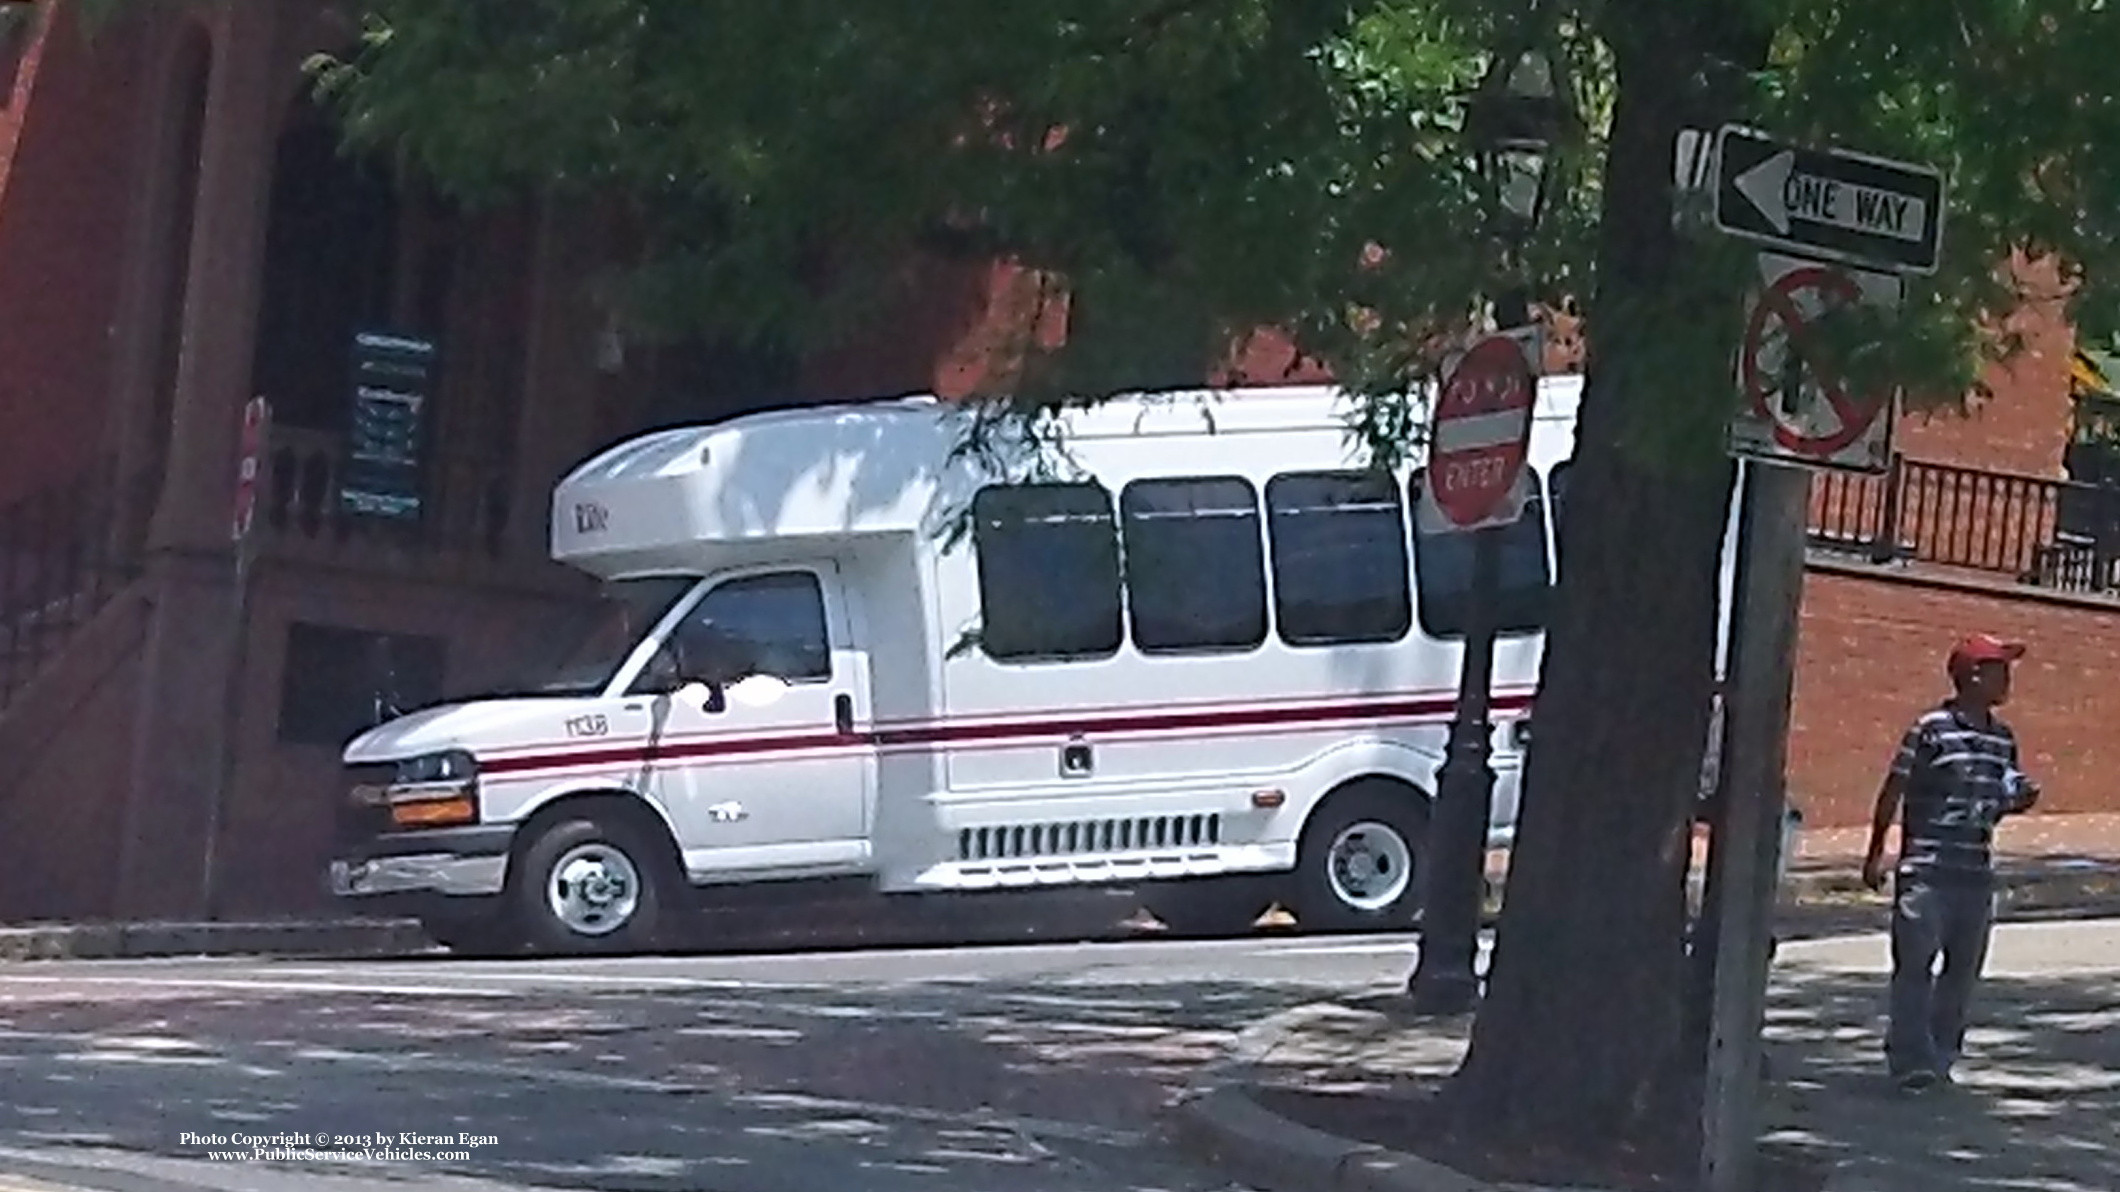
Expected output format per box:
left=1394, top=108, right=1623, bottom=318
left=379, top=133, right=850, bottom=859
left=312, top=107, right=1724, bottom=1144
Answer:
left=0, top=460, right=143, bottom=711
left=265, top=426, right=512, bottom=557
left=1809, top=454, right=2120, bottom=594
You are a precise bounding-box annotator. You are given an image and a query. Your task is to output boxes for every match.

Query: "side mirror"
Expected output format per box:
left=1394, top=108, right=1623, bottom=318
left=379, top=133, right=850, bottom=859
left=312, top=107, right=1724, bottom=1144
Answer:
left=676, top=681, right=727, bottom=715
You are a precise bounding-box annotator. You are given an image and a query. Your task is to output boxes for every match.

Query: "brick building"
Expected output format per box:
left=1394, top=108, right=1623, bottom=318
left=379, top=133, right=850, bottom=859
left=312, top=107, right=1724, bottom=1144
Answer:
left=0, top=1, right=2108, bottom=924
left=0, top=0, right=1019, bottom=921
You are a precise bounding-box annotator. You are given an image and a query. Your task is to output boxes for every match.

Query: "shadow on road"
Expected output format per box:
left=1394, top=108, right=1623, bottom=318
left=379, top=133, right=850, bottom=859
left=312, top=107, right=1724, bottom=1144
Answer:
left=0, top=971, right=1312, bottom=1191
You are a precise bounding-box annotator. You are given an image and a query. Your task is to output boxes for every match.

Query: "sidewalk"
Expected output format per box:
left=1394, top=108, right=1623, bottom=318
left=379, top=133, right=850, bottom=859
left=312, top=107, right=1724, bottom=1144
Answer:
left=0, top=918, right=429, bottom=962
left=1174, top=917, right=2120, bottom=1192
left=1479, top=811, right=2120, bottom=921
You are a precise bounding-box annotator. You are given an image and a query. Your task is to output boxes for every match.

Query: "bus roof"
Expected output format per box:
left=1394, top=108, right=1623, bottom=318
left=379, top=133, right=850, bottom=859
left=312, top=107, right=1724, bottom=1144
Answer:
left=549, top=379, right=1584, bottom=578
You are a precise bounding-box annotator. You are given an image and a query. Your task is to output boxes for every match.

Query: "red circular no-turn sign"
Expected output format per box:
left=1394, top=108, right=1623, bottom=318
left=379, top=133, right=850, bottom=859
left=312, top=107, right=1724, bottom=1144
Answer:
left=1429, top=334, right=1537, bottom=528
left=1739, top=264, right=1884, bottom=457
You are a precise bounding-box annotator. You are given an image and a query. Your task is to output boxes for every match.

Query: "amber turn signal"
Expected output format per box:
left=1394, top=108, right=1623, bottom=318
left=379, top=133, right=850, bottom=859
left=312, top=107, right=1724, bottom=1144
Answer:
left=391, top=796, right=476, bottom=828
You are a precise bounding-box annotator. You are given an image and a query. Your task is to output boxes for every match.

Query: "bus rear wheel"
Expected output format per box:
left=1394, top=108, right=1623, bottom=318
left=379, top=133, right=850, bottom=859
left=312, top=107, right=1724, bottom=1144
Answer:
left=1286, top=783, right=1428, bottom=933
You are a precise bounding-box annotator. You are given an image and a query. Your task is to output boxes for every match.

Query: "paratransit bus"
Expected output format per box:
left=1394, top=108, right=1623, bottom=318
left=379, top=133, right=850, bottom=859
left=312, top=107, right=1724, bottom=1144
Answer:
left=327, top=378, right=1736, bottom=955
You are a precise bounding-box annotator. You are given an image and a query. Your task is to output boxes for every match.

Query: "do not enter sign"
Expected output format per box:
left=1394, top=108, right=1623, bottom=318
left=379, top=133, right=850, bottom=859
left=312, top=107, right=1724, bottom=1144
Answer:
left=1422, top=331, right=1539, bottom=533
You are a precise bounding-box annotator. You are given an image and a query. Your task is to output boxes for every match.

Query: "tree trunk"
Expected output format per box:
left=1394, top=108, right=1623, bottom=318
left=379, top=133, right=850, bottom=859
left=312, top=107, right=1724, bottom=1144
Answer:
left=1442, top=14, right=1751, bottom=1172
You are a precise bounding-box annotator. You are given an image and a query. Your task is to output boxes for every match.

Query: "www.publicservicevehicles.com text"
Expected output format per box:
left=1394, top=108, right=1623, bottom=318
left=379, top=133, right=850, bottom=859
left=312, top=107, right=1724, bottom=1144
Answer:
left=181, top=1132, right=496, bottom=1163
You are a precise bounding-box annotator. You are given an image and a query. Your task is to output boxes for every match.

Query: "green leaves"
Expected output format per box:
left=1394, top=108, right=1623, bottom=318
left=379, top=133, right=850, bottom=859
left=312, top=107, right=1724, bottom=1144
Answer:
left=82, top=0, right=2120, bottom=470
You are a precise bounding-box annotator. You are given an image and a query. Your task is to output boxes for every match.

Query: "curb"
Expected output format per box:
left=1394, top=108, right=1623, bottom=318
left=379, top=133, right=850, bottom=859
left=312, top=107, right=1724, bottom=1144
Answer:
left=1170, top=1086, right=1493, bottom=1192
left=0, top=918, right=430, bottom=961
left=1782, top=862, right=2120, bottom=912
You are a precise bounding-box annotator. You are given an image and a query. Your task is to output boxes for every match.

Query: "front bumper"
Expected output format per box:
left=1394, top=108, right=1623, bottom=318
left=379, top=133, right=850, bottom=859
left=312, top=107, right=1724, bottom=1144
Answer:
left=330, top=824, right=516, bottom=900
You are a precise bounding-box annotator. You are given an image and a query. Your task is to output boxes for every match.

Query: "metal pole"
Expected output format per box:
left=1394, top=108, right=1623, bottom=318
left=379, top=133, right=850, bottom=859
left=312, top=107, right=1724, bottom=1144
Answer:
left=1408, top=524, right=1500, bottom=1015
left=1699, top=461, right=1809, bottom=1192
left=202, top=533, right=251, bottom=922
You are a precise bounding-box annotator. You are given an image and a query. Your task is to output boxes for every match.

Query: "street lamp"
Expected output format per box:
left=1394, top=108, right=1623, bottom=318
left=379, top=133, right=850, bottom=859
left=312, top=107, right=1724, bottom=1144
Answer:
left=1407, top=36, right=1575, bottom=1017
left=1470, top=41, right=1571, bottom=319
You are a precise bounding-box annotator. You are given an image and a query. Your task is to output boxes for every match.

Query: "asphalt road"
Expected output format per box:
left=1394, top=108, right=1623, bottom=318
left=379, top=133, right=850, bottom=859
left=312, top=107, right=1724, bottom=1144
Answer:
left=0, top=932, right=1476, bottom=1192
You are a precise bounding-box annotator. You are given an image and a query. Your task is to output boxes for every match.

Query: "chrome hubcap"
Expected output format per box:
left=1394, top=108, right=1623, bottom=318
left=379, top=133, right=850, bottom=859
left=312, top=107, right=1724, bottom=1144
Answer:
left=1325, top=820, right=1414, bottom=912
left=546, top=843, right=641, bottom=936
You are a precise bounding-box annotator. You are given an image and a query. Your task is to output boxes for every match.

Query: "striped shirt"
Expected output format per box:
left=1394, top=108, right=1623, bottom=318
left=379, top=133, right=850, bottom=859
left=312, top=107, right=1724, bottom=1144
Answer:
left=1889, top=702, right=2030, bottom=885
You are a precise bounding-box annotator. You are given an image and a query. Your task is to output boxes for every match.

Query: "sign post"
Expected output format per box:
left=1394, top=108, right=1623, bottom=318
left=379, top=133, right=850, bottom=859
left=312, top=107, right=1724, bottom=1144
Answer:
left=1699, top=125, right=1946, bottom=1192
left=205, top=396, right=271, bottom=920
left=1408, top=325, right=1540, bottom=1016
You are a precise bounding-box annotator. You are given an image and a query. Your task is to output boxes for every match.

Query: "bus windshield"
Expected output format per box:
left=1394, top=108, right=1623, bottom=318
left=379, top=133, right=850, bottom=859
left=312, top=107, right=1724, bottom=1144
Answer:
left=532, top=576, right=698, bottom=695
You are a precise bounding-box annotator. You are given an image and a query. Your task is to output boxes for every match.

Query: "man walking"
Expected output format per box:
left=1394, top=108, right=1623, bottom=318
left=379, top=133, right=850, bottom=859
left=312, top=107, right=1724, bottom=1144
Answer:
left=1860, top=634, right=2040, bottom=1093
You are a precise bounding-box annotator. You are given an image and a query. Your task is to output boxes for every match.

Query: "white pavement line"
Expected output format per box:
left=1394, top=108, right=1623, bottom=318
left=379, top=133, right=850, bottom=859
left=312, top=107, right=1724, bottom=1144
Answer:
left=282, top=967, right=809, bottom=991
left=320, top=1049, right=717, bottom=1095
left=0, top=975, right=517, bottom=998
left=1257, top=942, right=1424, bottom=958
left=734, top=1091, right=1149, bottom=1149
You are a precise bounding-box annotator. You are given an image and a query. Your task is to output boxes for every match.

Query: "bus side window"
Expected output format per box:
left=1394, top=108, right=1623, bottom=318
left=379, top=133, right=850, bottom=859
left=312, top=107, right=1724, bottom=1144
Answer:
left=1120, top=476, right=1268, bottom=655
left=1264, top=471, right=1413, bottom=647
left=1408, top=468, right=1555, bottom=639
left=970, top=482, right=1125, bottom=663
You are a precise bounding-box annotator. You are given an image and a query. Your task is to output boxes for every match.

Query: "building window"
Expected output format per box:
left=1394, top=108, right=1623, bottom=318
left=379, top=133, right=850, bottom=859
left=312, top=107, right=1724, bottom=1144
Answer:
left=635, top=571, right=832, bottom=694
left=972, top=483, right=1124, bottom=662
left=1120, top=476, right=1268, bottom=655
left=1408, top=468, right=1556, bottom=639
left=1264, top=471, right=1413, bottom=646
left=277, top=624, right=447, bottom=747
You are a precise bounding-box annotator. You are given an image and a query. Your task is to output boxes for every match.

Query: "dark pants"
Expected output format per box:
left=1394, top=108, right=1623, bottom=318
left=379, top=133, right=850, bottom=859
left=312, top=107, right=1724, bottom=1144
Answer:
left=1886, top=875, right=1996, bottom=1077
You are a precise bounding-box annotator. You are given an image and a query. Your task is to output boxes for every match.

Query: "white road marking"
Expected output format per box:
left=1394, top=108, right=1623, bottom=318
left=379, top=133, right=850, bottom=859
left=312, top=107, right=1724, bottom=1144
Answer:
left=1258, top=942, right=1423, bottom=958
left=0, top=975, right=517, bottom=998
left=274, top=966, right=783, bottom=990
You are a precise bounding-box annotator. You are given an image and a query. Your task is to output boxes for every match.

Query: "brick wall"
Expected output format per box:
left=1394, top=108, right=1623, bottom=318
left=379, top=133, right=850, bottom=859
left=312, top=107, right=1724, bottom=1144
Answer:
left=1892, top=255, right=2075, bottom=479
left=1789, top=565, right=2120, bottom=829
left=0, top=6, right=149, bottom=504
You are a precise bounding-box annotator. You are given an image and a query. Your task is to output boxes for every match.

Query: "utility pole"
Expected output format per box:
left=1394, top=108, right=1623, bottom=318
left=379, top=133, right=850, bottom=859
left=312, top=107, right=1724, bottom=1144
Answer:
left=1406, top=27, right=1576, bottom=1015
left=1698, top=460, right=1809, bottom=1192
left=1409, top=521, right=1502, bottom=1013
left=206, top=396, right=270, bottom=921
left=1408, top=289, right=1529, bottom=1016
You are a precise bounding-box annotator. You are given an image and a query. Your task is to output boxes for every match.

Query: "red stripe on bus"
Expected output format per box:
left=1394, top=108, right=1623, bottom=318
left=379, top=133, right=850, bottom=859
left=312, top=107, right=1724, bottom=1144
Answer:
left=478, top=690, right=1536, bottom=778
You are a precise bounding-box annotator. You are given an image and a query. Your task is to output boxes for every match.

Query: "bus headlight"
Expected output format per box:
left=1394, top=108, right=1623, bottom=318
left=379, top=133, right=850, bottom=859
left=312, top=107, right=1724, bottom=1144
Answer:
left=386, top=751, right=480, bottom=828
left=395, top=750, right=478, bottom=785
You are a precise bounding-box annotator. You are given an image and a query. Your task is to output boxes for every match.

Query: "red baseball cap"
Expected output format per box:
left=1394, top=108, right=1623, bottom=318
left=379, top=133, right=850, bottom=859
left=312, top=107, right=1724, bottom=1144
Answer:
left=1948, top=634, right=2026, bottom=680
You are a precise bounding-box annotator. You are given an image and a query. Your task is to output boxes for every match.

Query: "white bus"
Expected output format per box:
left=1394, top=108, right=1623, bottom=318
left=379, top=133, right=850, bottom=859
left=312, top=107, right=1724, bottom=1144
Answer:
left=329, top=380, right=1629, bottom=955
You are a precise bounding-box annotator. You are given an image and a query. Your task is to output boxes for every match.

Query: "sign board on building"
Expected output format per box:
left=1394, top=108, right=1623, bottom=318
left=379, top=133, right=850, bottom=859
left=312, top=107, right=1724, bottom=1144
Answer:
left=339, top=331, right=437, bottom=522
left=1728, top=252, right=1903, bottom=472
left=1417, top=327, right=1541, bottom=535
left=231, top=396, right=271, bottom=543
left=1713, top=125, right=1946, bottom=275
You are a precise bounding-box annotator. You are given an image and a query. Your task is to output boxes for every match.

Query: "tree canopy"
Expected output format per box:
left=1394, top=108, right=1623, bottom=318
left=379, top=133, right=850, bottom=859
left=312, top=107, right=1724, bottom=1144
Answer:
left=292, top=1, right=2120, bottom=418
left=82, top=0, right=2120, bottom=1177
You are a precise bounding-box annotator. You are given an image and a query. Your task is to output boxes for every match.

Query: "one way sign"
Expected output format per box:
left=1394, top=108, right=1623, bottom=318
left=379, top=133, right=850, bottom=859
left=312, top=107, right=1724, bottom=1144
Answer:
left=1713, top=125, right=1946, bottom=275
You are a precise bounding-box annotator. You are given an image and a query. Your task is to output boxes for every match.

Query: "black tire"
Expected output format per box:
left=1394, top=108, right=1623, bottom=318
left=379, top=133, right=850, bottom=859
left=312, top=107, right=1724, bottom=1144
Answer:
left=1285, top=782, right=1430, bottom=933
left=1142, top=877, right=1271, bottom=938
left=510, top=814, right=672, bottom=955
